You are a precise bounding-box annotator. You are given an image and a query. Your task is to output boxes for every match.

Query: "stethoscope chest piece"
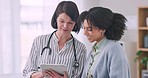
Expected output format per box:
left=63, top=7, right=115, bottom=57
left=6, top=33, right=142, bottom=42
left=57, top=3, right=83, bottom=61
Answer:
left=73, top=61, right=79, bottom=68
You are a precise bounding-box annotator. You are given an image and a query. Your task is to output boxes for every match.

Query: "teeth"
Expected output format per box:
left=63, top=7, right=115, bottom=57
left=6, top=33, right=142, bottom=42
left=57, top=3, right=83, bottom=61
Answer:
left=87, top=36, right=91, bottom=38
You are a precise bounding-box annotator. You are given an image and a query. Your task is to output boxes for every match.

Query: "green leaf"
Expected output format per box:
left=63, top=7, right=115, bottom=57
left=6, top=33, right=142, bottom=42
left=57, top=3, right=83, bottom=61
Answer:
left=140, top=57, right=148, bottom=66
left=136, top=50, right=142, bottom=56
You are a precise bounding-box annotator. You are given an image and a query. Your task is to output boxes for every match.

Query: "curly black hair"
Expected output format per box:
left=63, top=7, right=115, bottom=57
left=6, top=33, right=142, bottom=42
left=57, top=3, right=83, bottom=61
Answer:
left=78, top=7, right=127, bottom=41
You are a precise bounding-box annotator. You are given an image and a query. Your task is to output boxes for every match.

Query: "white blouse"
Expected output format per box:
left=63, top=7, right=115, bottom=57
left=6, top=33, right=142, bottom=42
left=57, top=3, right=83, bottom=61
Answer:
left=23, top=33, right=87, bottom=78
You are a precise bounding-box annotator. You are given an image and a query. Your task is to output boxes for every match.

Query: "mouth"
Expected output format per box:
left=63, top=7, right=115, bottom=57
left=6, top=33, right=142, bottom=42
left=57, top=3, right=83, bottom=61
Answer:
left=86, top=36, right=91, bottom=40
left=86, top=36, right=94, bottom=42
left=86, top=35, right=91, bottom=38
left=63, top=29, right=68, bottom=32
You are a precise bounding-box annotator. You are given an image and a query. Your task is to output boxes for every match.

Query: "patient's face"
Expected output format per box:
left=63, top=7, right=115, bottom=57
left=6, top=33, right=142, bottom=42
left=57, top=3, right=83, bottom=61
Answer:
left=83, top=19, right=104, bottom=43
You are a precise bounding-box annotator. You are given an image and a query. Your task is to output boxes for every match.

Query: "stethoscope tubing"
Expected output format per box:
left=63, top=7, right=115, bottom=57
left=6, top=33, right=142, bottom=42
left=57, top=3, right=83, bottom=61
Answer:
left=40, top=30, right=79, bottom=68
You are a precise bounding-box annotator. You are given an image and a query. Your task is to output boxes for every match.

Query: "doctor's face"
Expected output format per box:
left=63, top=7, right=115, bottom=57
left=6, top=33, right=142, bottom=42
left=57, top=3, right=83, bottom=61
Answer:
left=56, top=13, right=75, bottom=35
left=83, top=19, right=105, bottom=43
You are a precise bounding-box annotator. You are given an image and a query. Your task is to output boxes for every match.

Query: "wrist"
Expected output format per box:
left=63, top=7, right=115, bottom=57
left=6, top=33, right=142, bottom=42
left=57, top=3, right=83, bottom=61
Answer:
left=30, top=72, right=36, bottom=78
left=31, top=72, right=43, bottom=78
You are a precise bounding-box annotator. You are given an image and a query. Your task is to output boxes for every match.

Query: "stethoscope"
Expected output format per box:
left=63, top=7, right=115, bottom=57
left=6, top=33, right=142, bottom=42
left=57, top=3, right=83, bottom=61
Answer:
left=40, top=30, right=79, bottom=69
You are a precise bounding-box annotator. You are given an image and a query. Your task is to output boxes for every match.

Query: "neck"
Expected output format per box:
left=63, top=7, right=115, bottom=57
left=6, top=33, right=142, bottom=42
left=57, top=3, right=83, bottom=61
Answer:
left=96, top=36, right=105, bottom=43
left=55, top=31, right=72, bottom=44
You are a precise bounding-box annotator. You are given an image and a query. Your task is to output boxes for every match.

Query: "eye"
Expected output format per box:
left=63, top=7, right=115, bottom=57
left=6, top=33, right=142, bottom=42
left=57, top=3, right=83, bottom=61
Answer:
left=68, top=21, right=75, bottom=25
left=87, top=27, right=93, bottom=31
left=59, top=20, right=64, bottom=23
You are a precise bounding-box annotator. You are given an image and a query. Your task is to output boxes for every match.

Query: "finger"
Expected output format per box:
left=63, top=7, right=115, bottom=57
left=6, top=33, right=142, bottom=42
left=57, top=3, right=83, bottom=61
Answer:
left=64, top=71, right=68, bottom=78
left=48, top=69, right=57, bottom=77
left=42, top=70, right=47, bottom=77
left=49, top=69, right=64, bottom=78
left=46, top=70, right=55, bottom=77
left=42, top=70, right=51, bottom=77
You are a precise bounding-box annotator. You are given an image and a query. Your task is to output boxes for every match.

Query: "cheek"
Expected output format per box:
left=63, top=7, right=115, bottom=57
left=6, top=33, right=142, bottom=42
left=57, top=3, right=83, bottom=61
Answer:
left=92, top=31, right=101, bottom=38
left=57, top=22, right=62, bottom=28
left=89, top=31, right=99, bottom=36
left=95, top=32, right=104, bottom=42
left=85, top=31, right=92, bottom=36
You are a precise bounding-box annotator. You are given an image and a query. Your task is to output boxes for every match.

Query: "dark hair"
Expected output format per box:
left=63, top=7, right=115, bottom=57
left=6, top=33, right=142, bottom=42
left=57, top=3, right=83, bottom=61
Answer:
left=78, top=7, right=127, bottom=40
left=51, top=1, right=80, bottom=33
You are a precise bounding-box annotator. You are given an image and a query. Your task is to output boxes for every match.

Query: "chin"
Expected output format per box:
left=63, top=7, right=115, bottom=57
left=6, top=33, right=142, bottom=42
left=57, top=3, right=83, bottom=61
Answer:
left=88, top=40, right=94, bottom=43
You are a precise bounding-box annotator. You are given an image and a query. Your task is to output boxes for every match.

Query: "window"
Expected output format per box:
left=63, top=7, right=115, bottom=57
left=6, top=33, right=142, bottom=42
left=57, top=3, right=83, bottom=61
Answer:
left=20, top=0, right=44, bottom=71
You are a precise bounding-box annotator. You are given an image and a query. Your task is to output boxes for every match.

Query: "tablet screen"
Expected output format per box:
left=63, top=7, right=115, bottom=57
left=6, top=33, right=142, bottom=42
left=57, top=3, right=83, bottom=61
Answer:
left=40, top=64, right=67, bottom=75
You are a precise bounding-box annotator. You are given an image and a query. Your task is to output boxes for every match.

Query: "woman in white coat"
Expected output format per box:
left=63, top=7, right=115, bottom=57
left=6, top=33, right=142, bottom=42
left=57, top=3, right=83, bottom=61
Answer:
left=23, top=1, right=86, bottom=78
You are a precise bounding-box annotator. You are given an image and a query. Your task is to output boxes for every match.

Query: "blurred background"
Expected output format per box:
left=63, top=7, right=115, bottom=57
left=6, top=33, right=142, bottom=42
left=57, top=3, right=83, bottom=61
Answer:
left=0, top=0, right=148, bottom=78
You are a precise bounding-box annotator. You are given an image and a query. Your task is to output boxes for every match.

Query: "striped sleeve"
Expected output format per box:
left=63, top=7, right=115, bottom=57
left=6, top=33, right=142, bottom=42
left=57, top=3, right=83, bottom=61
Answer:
left=22, top=37, right=38, bottom=78
left=23, top=35, right=49, bottom=78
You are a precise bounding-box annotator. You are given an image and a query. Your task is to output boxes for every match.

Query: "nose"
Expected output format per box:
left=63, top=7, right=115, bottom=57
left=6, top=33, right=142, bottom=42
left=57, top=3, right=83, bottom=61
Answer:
left=63, top=23, right=68, bottom=28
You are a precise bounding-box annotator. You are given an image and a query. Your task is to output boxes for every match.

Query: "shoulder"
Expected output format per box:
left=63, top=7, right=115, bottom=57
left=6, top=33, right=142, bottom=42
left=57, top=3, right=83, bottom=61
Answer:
left=73, top=37, right=87, bottom=53
left=103, top=40, right=124, bottom=57
left=73, top=37, right=86, bottom=47
left=33, top=34, right=51, bottom=41
left=102, top=40, right=128, bottom=63
left=105, top=40, right=123, bottom=51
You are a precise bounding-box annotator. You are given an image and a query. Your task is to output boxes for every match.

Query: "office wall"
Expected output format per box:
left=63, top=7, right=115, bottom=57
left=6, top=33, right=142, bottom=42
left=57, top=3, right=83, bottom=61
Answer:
left=81, top=0, right=148, bottom=15
left=0, top=0, right=21, bottom=73
left=79, top=0, right=148, bottom=78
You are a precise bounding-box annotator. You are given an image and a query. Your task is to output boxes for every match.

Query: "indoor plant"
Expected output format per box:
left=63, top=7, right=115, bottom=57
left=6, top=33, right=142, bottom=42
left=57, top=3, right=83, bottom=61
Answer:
left=135, top=50, right=148, bottom=70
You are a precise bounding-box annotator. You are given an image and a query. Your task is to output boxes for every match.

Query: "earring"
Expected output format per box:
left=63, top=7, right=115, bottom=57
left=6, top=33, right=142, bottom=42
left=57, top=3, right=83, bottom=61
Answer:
left=101, top=30, right=105, bottom=35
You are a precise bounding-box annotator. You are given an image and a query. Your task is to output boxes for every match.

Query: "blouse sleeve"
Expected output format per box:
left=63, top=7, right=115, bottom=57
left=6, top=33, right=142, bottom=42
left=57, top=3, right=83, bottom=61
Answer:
left=22, top=38, right=39, bottom=78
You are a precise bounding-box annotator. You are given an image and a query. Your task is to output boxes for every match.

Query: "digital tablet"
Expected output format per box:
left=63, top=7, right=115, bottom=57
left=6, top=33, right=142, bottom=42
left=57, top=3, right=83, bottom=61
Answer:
left=40, top=64, right=67, bottom=75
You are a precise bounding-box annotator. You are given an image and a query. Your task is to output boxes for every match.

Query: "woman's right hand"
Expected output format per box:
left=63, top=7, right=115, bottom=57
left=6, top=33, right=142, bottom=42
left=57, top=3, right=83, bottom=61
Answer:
left=31, top=71, right=44, bottom=78
left=63, top=71, right=68, bottom=78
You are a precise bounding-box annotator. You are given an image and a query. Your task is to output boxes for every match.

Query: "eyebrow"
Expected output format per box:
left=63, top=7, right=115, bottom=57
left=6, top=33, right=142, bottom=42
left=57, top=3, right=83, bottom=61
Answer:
left=58, top=18, right=73, bottom=22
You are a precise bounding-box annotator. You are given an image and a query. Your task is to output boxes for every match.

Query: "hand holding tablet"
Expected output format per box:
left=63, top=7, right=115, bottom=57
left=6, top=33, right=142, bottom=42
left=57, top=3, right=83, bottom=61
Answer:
left=40, top=64, right=67, bottom=75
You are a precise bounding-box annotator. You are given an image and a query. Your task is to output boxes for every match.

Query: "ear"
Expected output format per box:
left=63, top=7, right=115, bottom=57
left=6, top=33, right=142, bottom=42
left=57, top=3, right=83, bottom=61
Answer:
left=102, top=30, right=106, bottom=33
left=100, top=29, right=106, bottom=35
